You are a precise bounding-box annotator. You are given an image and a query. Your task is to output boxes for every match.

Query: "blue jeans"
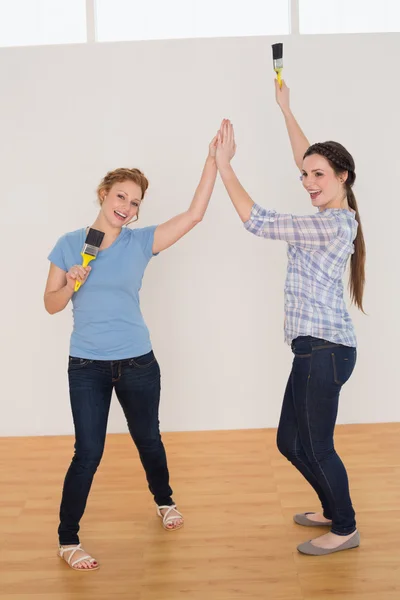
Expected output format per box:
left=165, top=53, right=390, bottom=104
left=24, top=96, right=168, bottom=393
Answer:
left=277, top=336, right=357, bottom=536
left=58, top=351, right=173, bottom=545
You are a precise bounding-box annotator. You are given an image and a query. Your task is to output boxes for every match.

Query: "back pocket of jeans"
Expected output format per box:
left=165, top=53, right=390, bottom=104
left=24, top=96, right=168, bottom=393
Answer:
left=331, top=351, right=355, bottom=386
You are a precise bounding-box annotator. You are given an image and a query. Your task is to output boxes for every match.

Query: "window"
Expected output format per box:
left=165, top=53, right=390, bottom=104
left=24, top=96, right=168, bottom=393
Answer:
left=299, top=0, right=400, bottom=34
left=1, top=0, right=397, bottom=50
left=0, top=0, right=87, bottom=48
left=95, top=0, right=290, bottom=43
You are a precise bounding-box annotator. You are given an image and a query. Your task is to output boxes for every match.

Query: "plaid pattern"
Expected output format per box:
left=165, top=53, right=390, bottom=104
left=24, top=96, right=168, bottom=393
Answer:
left=244, top=203, right=358, bottom=347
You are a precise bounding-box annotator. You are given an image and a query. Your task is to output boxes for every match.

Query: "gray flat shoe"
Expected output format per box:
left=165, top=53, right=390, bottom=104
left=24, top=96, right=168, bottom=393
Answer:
left=294, top=512, right=332, bottom=527
left=297, top=531, right=360, bottom=556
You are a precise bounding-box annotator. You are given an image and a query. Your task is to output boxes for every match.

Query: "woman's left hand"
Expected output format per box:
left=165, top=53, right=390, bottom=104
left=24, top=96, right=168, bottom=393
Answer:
left=216, top=119, right=236, bottom=168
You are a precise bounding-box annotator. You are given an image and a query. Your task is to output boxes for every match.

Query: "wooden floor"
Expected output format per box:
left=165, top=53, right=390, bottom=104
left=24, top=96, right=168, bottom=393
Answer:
left=1, top=423, right=400, bottom=600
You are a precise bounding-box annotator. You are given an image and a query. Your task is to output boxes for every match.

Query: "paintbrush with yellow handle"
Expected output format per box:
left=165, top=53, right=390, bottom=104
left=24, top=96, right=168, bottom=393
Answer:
left=74, top=228, right=105, bottom=292
left=272, top=43, right=283, bottom=88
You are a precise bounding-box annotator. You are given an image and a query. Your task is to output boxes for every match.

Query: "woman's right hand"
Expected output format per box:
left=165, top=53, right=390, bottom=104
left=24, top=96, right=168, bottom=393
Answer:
left=215, top=119, right=236, bottom=168
left=66, top=265, right=91, bottom=291
left=275, top=79, right=291, bottom=115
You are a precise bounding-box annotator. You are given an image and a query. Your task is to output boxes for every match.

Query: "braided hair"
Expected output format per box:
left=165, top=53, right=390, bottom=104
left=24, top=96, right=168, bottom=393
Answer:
left=303, top=142, right=366, bottom=312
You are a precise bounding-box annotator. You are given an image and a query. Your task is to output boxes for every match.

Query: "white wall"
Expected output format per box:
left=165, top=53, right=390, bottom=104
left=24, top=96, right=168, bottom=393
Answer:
left=1, top=33, right=399, bottom=436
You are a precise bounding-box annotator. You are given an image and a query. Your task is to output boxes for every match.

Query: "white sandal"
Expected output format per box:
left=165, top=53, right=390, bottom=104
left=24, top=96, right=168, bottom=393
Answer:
left=157, top=504, right=184, bottom=531
left=58, top=543, right=99, bottom=571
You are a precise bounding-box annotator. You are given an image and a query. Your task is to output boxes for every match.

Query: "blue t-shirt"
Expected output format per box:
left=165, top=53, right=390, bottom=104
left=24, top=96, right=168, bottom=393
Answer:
left=48, top=226, right=158, bottom=360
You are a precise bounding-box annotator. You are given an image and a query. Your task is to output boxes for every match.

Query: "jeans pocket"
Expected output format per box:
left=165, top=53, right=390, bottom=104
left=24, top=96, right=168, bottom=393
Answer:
left=68, top=356, right=91, bottom=370
left=331, top=349, right=356, bottom=385
left=129, top=351, right=157, bottom=369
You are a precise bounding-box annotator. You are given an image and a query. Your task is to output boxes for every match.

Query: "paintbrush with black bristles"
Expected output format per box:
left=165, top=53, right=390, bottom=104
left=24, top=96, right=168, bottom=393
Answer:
left=74, top=228, right=105, bottom=292
left=272, top=42, right=283, bottom=88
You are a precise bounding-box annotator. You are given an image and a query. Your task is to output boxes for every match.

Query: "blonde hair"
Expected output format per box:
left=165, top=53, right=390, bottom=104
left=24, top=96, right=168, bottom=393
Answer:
left=97, top=168, right=149, bottom=218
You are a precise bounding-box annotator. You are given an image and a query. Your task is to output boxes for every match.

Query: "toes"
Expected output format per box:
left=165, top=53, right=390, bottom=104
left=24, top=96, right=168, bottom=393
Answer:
left=77, top=560, right=95, bottom=569
left=170, top=519, right=183, bottom=529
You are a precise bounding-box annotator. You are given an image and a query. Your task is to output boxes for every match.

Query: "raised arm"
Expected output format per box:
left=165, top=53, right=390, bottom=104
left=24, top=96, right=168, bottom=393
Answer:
left=152, top=132, right=219, bottom=254
left=216, top=120, right=338, bottom=251
left=275, top=80, right=310, bottom=172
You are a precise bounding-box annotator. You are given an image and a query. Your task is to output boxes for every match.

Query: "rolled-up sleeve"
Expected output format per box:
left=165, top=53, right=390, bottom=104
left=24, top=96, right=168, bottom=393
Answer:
left=244, top=203, right=338, bottom=250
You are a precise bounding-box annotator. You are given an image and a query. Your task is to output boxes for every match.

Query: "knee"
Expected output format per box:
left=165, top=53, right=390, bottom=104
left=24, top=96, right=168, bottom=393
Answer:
left=72, top=445, right=104, bottom=471
left=276, top=429, right=296, bottom=461
left=134, top=433, right=162, bottom=453
left=310, top=445, right=336, bottom=465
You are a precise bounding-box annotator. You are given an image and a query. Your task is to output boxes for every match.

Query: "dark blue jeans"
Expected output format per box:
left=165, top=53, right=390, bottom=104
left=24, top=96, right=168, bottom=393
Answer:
left=58, top=351, right=173, bottom=545
left=277, top=336, right=357, bottom=536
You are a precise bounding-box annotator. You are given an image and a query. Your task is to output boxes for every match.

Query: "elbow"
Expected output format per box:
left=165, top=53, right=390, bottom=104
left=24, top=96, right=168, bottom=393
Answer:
left=44, top=297, right=57, bottom=315
left=240, top=208, right=253, bottom=224
left=192, top=215, right=203, bottom=226
left=188, top=211, right=203, bottom=226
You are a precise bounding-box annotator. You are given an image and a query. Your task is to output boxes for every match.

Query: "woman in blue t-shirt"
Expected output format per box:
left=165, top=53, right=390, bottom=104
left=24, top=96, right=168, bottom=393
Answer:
left=45, top=130, right=220, bottom=571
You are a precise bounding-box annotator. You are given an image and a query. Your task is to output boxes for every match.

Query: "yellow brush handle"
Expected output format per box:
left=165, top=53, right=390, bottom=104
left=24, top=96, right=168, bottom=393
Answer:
left=74, top=253, right=95, bottom=292
left=276, top=69, right=283, bottom=88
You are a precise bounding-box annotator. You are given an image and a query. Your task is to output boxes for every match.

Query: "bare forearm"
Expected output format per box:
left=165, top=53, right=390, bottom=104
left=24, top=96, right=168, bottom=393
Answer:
left=218, top=162, right=254, bottom=223
left=44, top=285, right=73, bottom=314
left=282, top=109, right=310, bottom=171
left=152, top=156, right=218, bottom=253
left=188, top=156, right=217, bottom=222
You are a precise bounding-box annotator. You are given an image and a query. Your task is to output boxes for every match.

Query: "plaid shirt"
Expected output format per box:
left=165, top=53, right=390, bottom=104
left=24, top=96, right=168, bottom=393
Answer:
left=244, top=203, right=358, bottom=347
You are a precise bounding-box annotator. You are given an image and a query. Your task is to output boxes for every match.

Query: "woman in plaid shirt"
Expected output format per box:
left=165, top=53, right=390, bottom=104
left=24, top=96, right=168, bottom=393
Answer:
left=215, top=80, right=366, bottom=556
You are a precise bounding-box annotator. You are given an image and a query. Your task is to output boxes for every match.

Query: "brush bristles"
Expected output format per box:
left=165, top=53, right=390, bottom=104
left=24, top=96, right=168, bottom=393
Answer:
left=82, top=243, right=100, bottom=258
left=272, top=43, right=283, bottom=60
left=85, top=227, right=105, bottom=249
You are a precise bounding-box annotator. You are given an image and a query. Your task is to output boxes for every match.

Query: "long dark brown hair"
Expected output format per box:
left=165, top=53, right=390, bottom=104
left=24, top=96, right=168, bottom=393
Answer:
left=303, top=141, right=366, bottom=312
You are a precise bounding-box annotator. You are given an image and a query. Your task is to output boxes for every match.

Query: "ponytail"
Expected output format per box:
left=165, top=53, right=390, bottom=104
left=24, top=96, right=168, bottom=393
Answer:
left=346, top=185, right=366, bottom=312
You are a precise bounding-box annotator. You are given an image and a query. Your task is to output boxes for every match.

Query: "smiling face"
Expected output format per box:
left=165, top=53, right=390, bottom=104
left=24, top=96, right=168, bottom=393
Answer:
left=301, top=154, right=348, bottom=210
left=100, top=180, right=143, bottom=228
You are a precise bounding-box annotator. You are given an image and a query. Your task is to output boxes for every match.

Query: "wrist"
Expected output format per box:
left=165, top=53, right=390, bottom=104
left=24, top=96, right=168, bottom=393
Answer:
left=206, top=155, right=217, bottom=167
left=64, top=283, right=75, bottom=296
left=217, top=160, right=232, bottom=173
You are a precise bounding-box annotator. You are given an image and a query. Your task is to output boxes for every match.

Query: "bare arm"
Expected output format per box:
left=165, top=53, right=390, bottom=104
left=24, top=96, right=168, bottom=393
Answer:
left=218, top=163, right=254, bottom=223
left=44, top=263, right=89, bottom=314
left=152, top=134, right=218, bottom=254
left=275, top=80, right=310, bottom=171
